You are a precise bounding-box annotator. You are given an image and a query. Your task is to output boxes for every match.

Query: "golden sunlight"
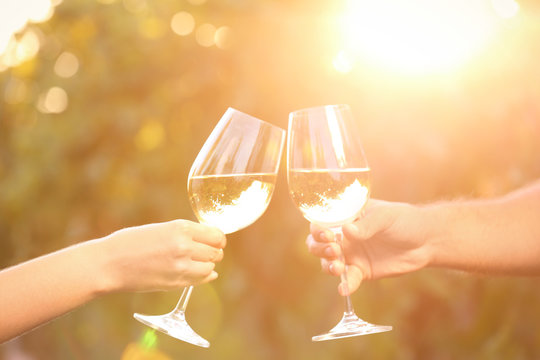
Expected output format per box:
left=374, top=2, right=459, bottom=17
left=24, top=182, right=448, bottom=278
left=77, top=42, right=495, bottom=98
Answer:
left=338, top=0, right=503, bottom=74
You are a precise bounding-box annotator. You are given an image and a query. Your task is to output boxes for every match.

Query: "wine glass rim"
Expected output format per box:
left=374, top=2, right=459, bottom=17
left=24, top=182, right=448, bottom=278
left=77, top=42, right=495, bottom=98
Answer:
left=288, top=104, right=351, bottom=116
left=226, top=107, right=284, bottom=131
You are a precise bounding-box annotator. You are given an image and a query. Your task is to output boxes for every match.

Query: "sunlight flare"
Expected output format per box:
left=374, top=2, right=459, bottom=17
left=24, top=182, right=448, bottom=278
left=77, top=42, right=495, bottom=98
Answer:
left=338, top=0, right=500, bottom=74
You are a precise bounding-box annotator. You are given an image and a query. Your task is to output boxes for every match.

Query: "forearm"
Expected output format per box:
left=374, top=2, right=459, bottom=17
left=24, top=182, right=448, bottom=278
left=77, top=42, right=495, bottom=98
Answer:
left=0, top=220, right=225, bottom=343
left=425, top=181, right=540, bottom=275
left=0, top=239, right=110, bottom=343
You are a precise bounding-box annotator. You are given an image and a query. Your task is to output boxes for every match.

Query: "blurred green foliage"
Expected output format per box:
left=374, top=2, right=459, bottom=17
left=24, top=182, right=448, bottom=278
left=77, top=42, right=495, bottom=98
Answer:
left=2, top=0, right=540, bottom=359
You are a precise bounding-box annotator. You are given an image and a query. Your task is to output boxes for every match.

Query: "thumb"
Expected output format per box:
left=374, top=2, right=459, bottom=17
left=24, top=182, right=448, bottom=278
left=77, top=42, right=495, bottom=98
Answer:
left=343, top=204, right=390, bottom=242
left=343, top=218, right=374, bottom=243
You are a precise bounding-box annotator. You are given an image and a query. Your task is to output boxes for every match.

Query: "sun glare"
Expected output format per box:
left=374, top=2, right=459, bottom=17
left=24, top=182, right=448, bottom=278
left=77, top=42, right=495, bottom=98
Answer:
left=337, top=0, right=507, bottom=74
left=332, top=51, right=354, bottom=74
left=491, top=0, right=520, bottom=18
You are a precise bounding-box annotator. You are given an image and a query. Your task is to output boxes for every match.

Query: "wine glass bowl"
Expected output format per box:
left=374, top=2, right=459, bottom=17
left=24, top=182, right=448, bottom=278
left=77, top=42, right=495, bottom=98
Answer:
left=188, top=107, right=284, bottom=234
left=287, top=104, right=392, bottom=341
left=134, top=108, right=285, bottom=347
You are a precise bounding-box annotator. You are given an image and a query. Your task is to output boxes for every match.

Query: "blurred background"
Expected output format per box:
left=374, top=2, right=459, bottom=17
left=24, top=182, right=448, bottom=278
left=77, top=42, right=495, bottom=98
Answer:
left=1, top=0, right=540, bottom=358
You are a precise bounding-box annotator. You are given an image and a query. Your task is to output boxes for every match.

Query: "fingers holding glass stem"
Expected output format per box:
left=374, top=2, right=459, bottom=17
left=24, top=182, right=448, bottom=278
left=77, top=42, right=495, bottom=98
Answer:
left=309, top=224, right=392, bottom=341
left=309, top=223, right=357, bottom=295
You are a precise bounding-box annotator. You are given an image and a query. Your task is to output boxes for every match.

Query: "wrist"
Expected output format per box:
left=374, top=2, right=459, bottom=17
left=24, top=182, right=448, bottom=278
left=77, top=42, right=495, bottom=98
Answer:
left=399, top=202, right=439, bottom=270
left=82, top=236, right=120, bottom=296
left=418, top=201, right=454, bottom=269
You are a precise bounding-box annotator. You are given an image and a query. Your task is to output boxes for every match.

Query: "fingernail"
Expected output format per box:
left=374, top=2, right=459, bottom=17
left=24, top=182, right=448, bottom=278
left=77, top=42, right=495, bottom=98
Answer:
left=319, top=232, right=327, bottom=241
left=329, top=263, right=335, bottom=274
left=210, top=271, right=218, bottom=280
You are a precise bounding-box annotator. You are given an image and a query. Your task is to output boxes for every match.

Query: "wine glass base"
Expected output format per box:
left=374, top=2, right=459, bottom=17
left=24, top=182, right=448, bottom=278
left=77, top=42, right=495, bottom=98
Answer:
left=312, top=312, right=392, bottom=342
left=133, top=312, right=210, bottom=348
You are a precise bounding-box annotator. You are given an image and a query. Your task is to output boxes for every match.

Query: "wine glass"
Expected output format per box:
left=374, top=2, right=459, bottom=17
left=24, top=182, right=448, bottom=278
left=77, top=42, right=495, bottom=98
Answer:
left=287, top=104, right=392, bottom=341
left=134, top=108, right=286, bottom=347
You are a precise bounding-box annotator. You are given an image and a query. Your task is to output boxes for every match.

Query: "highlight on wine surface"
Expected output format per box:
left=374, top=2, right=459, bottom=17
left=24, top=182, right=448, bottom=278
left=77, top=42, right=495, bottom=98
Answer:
left=288, top=168, right=370, bottom=227
left=188, top=173, right=277, bottom=234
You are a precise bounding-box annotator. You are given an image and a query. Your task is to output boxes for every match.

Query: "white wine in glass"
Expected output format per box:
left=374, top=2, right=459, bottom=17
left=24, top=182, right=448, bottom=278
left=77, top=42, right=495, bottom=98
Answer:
left=287, top=104, right=392, bottom=341
left=134, top=108, right=285, bottom=347
left=288, top=168, right=370, bottom=227
left=189, top=173, right=277, bottom=234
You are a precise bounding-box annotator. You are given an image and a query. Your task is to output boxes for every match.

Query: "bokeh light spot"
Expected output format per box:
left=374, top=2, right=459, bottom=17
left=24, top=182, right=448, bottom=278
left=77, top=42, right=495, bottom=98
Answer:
left=37, top=86, right=69, bottom=114
left=140, top=18, right=167, bottom=39
left=121, top=342, right=172, bottom=360
left=170, top=11, right=195, bottom=36
left=135, top=120, right=165, bottom=151
left=0, top=3, right=31, bottom=40
left=16, top=30, right=41, bottom=64
left=195, top=23, right=216, bottom=47
left=2, top=37, right=20, bottom=67
left=215, top=26, right=233, bottom=49
left=54, top=51, right=79, bottom=78
left=0, top=0, right=58, bottom=67
left=140, top=329, right=157, bottom=350
left=27, top=0, right=54, bottom=23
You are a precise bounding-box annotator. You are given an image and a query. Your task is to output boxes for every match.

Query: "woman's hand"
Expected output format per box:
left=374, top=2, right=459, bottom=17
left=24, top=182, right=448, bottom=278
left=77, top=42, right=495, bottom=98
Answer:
left=95, top=219, right=226, bottom=293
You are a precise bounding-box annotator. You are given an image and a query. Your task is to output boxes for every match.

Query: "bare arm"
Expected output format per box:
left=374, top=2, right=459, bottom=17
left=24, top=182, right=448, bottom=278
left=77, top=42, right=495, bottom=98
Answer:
left=307, top=180, right=540, bottom=295
left=427, top=180, right=540, bottom=274
left=0, top=220, right=226, bottom=343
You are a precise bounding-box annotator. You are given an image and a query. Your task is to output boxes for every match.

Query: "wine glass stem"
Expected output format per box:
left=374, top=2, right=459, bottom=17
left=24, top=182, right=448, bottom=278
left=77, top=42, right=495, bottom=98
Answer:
left=172, top=286, right=193, bottom=317
left=331, top=227, right=355, bottom=316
